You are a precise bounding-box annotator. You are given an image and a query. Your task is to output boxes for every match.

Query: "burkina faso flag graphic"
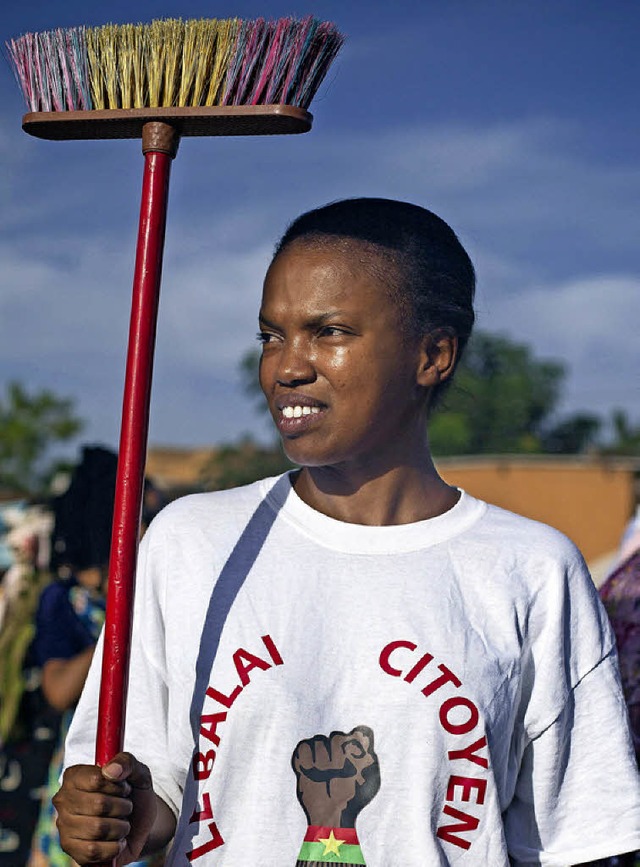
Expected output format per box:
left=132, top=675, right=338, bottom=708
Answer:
left=296, top=825, right=366, bottom=865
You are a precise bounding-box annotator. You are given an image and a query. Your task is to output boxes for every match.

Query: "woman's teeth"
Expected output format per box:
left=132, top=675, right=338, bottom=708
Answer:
left=282, top=405, right=321, bottom=419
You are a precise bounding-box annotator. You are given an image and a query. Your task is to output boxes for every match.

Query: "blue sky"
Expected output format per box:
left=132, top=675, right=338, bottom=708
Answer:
left=1, top=1, right=638, bottom=451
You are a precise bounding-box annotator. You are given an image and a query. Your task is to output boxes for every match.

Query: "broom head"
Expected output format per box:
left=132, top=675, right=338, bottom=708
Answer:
left=6, top=16, right=344, bottom=140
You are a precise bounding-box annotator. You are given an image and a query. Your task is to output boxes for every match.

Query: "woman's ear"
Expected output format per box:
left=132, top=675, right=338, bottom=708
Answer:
left=416, top=329, right=458, bottom=388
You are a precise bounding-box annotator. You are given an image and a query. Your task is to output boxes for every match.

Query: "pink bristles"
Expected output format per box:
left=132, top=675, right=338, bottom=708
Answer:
left=279, top=17, right=316, bottom=107
left=32, top=34, right=50, bottom=111
left=41, top=31, right=64, bottom=111
left=66, top=27, right=91, bottom=110
left=222, top=15, right=344, bottom=109
left=55, top=29, right=76, bottom=111
left=291, top=21, right=344, bottom=108
left=5, top=36, right=33, bottom=110
left=262, top=19, right=299, bottom=105
left=6, top=27, right=89, bottom=112
left=248, top=18, right=290, bottom=105
left=219, top=20, right=248, bottom=106
left=6, top=33, right=44, bottom=112
left=227, top=19, right=271, bottom=107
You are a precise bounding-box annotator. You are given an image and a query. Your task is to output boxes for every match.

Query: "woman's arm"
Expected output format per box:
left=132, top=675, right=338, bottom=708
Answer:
left=41, top=645, right=95, bottom=711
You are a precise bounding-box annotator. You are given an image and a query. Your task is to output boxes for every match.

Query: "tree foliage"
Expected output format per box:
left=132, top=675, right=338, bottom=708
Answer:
left=0, top=381, right=84, bottom=494
left=539, top=413, right=602, bottom=455
left=239, top=348, right=267, bottom=415
left=600, top=410, right=640, bottom=456
left=430, top=332, right=568, bottom=456
left=199, top=437, right=293, bottom=491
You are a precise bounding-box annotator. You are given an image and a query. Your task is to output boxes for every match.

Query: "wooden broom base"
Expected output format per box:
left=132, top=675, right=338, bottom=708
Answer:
left=22, top=104, right=312, bottom=141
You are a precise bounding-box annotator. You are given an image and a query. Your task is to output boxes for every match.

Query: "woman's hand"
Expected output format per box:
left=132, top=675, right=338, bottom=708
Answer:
left=53, top=752, right=174, bottom=865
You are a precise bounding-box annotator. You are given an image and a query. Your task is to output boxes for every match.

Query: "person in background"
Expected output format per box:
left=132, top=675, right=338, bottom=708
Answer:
left=601, top=481, right=640, bottom=759
left=28, top=446, right=115, bottom=867
left=0, top=502, right=55, bottom=865
left=28, top=446, right=165, bottom=867
left=0, top=502, right=54, bottom=747
left=593, top=480, right=640, bottom=867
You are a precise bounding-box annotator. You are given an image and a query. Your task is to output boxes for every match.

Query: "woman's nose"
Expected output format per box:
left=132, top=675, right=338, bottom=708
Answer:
left=276, top=338, right=316, bottom=387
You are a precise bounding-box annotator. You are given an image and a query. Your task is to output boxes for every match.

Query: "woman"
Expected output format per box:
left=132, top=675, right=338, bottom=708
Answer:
left=54, top=199, right=640, bottom=865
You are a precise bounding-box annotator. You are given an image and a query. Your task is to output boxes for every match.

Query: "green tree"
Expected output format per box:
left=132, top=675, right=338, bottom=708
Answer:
left=239, top=348, right=267, bottom=416
left=430, top=332, right=566, bottom=456
left=197, top=350, right=293, bottom=491
left=540, top=413, right=602, bottom=454
left=600, top=409, right=640, bottom=456
left=0, top=381, right=84, bottom=494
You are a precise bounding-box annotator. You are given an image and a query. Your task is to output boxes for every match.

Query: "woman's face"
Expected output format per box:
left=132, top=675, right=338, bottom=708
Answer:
left=258, top=240, right=429, bottom=471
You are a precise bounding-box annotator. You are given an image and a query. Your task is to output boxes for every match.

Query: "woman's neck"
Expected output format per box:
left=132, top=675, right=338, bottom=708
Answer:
left=293, top=458, right=459, bottom=526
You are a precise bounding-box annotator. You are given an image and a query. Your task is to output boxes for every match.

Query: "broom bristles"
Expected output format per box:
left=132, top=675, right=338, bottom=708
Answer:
left=6, top=16, right=344, bottom=113
left=205, top=19, right=240, bottom=106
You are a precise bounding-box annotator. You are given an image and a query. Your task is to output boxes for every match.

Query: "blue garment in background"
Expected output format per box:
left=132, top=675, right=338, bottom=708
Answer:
left=32, top=578, right=104, bottom=666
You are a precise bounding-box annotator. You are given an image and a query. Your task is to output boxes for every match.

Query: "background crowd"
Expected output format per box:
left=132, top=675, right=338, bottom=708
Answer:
left=0, top=442, right=639, bottom=865
left=0, top=445, right=164, bottom=866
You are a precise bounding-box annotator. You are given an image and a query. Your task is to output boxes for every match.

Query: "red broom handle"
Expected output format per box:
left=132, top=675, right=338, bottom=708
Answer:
left=96, top=123, right=179, bottom=775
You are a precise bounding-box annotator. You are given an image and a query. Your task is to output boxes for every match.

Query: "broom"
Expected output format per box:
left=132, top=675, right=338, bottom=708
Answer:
left=7, top=12, right=343, bottom=792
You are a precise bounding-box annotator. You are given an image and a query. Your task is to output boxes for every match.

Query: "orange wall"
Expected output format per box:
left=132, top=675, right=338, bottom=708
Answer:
left=437, top=459, right=635, bottom=563
left=145, top=448, right=636, bottom=566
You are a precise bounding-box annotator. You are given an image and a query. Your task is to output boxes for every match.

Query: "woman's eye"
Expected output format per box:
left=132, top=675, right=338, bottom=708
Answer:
left=319, top=325, right=347, bottom=337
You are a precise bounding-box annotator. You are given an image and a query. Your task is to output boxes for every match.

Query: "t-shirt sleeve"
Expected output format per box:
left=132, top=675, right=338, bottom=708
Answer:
left=63, top=520, right=183, bottom=818
left=504, top=548, right=640, bottom=867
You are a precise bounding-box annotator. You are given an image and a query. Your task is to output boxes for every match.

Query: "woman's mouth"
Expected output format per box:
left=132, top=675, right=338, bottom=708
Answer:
left=281, top=405, right=322, bottom=419
left=276, top=402, right=325, bottom=435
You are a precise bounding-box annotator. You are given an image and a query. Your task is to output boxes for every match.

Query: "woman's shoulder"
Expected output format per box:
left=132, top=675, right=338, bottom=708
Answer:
left=145, top=473, right=289, bottom=539
left=464, top=493, right=587, bottom=576
left=37, top=576, right=76, bottom=616
left=34, top=578, right=85, bottom=653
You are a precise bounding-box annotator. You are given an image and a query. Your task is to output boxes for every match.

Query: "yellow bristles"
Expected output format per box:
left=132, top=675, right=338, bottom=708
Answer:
left=145, top=17, right=240, bottom=108
left=117, top=24, right=148, bottom=109
left=159, top=20, right=184, bottom=107
left=99, top=26, right=120, bottom=109
left=194, top=20, right=220, bottom=105
left=179, top=19, right=207, bottom=106
left=204, top=19, right=239, bottom=106
left=86, top=27, right=104, bottom=109
left=146, top=20, right=177, bottom=107
left=130, top=25, right=146, bottom=108
left=145, top=25, right=161, bottom=108
left=116, top=25, right=136, bottom=109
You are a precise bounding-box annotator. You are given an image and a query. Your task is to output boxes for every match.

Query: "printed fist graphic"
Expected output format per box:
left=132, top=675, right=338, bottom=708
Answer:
left=291, top=726, right=380, bottom=828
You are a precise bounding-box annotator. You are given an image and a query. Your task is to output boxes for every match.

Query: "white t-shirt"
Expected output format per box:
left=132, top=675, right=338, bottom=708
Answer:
left=65, top=474, right=640, bottom=866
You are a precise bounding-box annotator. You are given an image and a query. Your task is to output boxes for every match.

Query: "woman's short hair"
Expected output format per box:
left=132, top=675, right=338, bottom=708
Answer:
left=273, top=198, right=475, bottom=404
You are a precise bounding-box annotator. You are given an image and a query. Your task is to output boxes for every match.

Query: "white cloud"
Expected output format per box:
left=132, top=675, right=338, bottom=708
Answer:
left=157, top=242, right=271, bottom=369
left=0, top=237, right=132, bottom=359
left=0, top=229, right=273, bottom=447
left=482, top=273, right=640, bottom=418
left=165, top=117, right=640, bottom=281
